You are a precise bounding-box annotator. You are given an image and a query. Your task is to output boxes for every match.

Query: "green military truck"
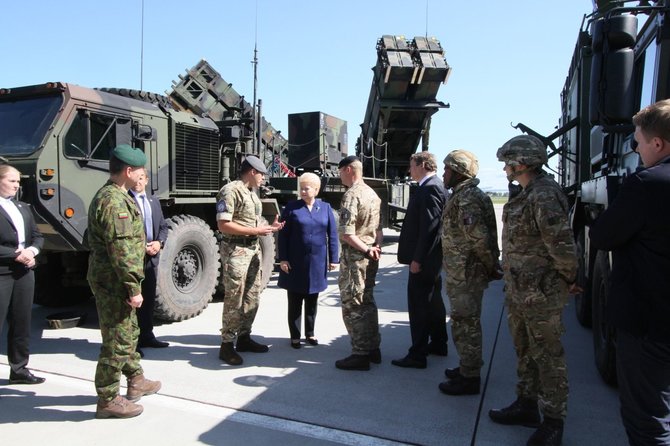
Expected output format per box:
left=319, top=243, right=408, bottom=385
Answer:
left=514, top=0, right=670, bottom=385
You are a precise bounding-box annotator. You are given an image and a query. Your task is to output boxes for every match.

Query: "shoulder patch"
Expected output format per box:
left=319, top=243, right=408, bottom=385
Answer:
left=118, top=212, right=129, bottom=219
left=216, top=200, right=227, bottom=214
left=340, top=208, right=351, bottom=225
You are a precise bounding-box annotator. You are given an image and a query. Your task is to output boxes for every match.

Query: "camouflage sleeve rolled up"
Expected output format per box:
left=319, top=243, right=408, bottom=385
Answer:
left=338, top=188, right=359, bottom=237
left=531, top=185, right=578, bottom=283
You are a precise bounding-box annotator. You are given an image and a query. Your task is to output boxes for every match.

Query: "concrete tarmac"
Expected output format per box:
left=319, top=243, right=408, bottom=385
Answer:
left=0, top=230, right=626, bottom=445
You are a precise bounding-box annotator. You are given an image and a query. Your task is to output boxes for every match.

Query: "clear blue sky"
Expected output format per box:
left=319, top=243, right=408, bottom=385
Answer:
left=2, top=0, right=592, bottom=190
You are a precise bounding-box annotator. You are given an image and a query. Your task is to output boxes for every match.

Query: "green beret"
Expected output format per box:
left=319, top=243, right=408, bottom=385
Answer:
left=241, top=155, right=267, bottom=174
left=111, top=144, right=147, bottom=167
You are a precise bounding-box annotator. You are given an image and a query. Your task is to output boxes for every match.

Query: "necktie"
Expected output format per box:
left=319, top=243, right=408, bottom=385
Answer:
left=140, top=194, right=154, bottom=241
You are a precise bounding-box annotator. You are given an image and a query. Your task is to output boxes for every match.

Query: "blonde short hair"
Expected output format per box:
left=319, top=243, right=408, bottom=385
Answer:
left=0, top=164, right=20, bottom=179
left=298, top=172, right=321, bottom=191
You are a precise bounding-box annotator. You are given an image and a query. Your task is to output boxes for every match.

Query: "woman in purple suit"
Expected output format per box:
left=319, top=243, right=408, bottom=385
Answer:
left=278, top=173, right=339, bottom=348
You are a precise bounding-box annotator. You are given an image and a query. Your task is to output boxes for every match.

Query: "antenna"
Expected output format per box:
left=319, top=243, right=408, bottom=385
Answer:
left=425, top=0, right=429, bottom=37
left=140, top=0, right=145, bottom=90
left=252, top=0, right=261, bottom=159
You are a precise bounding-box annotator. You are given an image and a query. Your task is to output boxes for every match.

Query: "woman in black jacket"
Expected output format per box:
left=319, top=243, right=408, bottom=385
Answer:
left=0, top=164, right=45, bottom=384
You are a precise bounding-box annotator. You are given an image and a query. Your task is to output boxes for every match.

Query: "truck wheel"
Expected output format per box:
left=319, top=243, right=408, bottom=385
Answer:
left=591, top=250, right=617, bottom=386
left=96, top=87, right=172, bottom=109
left=154, top=215, right=220, bottom=322
left=574, top=230, right=592, bottom=327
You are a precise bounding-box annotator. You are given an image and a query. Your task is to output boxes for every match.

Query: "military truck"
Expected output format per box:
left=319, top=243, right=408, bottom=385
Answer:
left=0, top=58, right=330, bottom=322
left=513, top=0, right=670, bottom=385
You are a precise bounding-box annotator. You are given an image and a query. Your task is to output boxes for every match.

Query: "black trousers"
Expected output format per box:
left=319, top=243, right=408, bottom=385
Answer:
left=0, top=270, right=35, bottom=375
left=617, top=330, right=670, bottom=446
left=137, top=260, right=157, bottom=342
left=287, top=291, right=318, bottom=340
left=407, top=268, right=448, bottom=359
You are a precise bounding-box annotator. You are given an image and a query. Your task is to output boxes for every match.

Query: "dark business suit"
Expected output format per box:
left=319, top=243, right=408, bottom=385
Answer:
left=590, top=157, right=670, bottom=445
left=397, top=174, right=448, bottom=360
left=130, top=190, right=168, bottom=342
left=0, top=199, right=44, bottom=375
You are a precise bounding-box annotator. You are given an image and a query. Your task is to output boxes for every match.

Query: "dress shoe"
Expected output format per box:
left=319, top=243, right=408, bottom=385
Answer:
left=236, top=335, right=269, bottom=353
left=391, top=355, right=427, bottom=369
left=96, top=395, right=143, bottom=419
left=9, top=371, right=46, bottom=385
left=219, top=342, right=243, bottom=365
left=444, top=366, right=460, bottom=379
left=306, top=337, right=318, bottom=346
left=438, top=374, right=481, bottom=395
left=138, top=338, right=169, bottom=348
left=489, top=397, right=542, bottom=427
left=126, top=374, right=161, bottom=402
left=290, top=339, right=301, bottom=349
left=369, top=348, right=382, bottom=364
left=335, top=354, right=370, bottom=371
left=428, top=342, right=449, bottom=356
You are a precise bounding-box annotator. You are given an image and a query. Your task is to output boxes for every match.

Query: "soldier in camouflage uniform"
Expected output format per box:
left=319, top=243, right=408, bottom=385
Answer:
left=87, top=144, right=161, bottom=419
left=216, top=155, right=284, bottom=366
left=438, top=150, right=501, bottom=396
left=489, top=135, right=579, bottom=446
left=335, top=155, right=383, bottom=371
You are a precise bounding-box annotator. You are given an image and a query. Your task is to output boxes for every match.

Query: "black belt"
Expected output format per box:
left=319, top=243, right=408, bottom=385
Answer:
left=222, top=236, right=259, bottom=246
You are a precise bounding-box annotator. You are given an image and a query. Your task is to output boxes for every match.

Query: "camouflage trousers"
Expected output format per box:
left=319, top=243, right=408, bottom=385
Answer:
left=507, top=301, right=568, bottom=420
left=338, top=248, right=380, bottom=355
left=91, top=283, right=143, bottom=402
left=220, top=241, right=262, bottom=343
left=446, top=282, right=486, bottom=378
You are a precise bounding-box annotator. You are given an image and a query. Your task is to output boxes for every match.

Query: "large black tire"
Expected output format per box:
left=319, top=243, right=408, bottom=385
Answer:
left=96, top=87, right=173, bottom=109
left=154, top=215, right=220, bottom=322
left=574, top=230, right=592, bottom=327
left=591, top=250, right=617, bottom=387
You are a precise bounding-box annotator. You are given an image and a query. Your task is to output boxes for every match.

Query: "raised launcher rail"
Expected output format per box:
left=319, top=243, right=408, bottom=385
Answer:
left=357, top=35, right=450, bottom=180
left=168, top=59, right=288, bottom=179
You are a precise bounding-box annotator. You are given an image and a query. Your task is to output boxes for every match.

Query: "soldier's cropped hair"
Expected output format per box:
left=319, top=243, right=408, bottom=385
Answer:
left=0, top=164, right=20, bottom=179
left=348, top=160, right=363, bottom=174
left=299, top=172, right=321, bottom=191
left=109, top=155, right=126, bottom=174
left=410, top=151, right=438, bottom=172
left=633, top=99, right=670, bottom=142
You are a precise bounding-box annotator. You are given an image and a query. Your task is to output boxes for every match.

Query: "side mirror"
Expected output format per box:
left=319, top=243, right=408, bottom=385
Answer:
left=135, top=124, right=157, bottom=141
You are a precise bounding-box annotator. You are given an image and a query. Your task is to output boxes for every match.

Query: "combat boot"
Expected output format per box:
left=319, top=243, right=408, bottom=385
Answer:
left=95, top=395, right=143, bottom=419
left=236, top=335, right=269, bottom=353
left=219, top=342, right=243, bottom=365
left=489, top=397, right=541, bottom=427
left=527, top=417, right=564, bottom=446
left=444, top=367, right=460, bottom=379
left=335, top=354, right=371, bottom=371
left=369, top=348, right=382, bottom=364
left=126, top=374, right=161, bottom=402
left=438, top=374, right=481, bottom=395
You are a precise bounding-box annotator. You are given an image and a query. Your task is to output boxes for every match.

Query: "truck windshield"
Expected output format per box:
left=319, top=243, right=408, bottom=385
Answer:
left=0, top=95, right=63, bottom=156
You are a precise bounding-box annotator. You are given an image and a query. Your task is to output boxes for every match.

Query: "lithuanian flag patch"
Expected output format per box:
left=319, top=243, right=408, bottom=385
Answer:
left=118, top=212, right=129, bottom=219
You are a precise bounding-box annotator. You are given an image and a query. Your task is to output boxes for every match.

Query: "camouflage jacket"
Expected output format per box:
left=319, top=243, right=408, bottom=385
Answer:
left=501, top=172, right=577, bottom=298
left=87, top=180, right=145, bottom=297
left=216, top=180, right=261, bottom=228
left=338, top=180, right=381, bottom=245
left=442, top=178, right=500, bottom=286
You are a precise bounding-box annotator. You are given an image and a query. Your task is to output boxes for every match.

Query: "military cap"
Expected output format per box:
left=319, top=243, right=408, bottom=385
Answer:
left=111, top=144, right=147, bottom=167
left=338, top=155, right=360, bottom=169
left=497, top=135, right=547, bottom=167
left=241, top=155, right=267, bottom=174
left=444, top=149, right=479, bottom=178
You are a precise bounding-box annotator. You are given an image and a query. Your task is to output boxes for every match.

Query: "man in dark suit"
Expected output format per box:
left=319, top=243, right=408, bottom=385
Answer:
left=0, top=164, right=45, bottom=384
left=392, top=151, right=448, bottom=369
left=129, top=168, right=169, bottom=353
left=590, top=99, right=670, bottom=445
